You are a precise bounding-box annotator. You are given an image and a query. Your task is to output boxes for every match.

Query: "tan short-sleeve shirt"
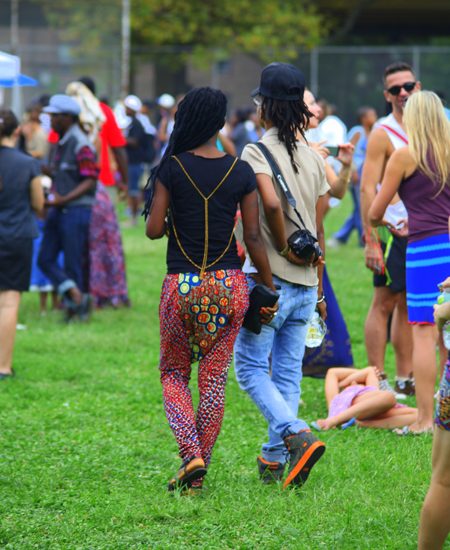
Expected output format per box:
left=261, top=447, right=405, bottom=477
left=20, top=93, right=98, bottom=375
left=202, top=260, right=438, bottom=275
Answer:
left=241, top=127, right=329, bottom=287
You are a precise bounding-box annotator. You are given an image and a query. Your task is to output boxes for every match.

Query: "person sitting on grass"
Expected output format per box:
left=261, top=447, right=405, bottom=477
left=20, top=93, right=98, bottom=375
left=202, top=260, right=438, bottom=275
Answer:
left=312, top=366, right=417, bottom=431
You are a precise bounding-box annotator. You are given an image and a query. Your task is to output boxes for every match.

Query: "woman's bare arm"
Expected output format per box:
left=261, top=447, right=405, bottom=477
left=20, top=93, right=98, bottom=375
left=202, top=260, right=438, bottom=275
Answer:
left=145, top=180, right=169, bottom=239
left=30, top=176, right=44, bottom=212
left=368, top=147, right=410, bottom=227
left=241, top=189, right=276, bottom=293
left=324, top=368, right=359, bottom=408
left=338, top=367, right=379, bottom=389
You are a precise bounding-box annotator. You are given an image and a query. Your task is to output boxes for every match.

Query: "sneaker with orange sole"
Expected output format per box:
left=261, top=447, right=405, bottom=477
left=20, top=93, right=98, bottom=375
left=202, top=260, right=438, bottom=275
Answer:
left=283, top=429, right=326, bottom=490
left=257, top=455, right=286, bottom=484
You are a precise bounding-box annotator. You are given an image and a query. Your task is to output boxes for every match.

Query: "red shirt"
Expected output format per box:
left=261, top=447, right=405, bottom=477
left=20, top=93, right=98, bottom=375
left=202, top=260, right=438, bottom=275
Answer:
left=98, top=102, right=126, bottom=186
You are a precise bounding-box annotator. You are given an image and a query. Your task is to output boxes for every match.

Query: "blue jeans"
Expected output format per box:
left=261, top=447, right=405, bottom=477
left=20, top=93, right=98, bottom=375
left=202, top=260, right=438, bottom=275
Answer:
left=128, top=163, right=145, bottom=197
left=37, top=206, right=92, bottom=307
left=333, top=183, right=363, bottom=244
left=234, top=275, right=317, bottom=464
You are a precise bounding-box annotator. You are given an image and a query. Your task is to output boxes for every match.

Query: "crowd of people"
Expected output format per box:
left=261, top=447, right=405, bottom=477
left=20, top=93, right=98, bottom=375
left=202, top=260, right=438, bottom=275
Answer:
left=1, top=59, right=450, bottom=548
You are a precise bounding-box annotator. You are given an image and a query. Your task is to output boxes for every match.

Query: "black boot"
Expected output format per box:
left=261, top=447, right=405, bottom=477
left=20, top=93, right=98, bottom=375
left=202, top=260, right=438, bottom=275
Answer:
left=257, top=455, right=285, bottom=484
left=283, top=429, right=325, bottom=490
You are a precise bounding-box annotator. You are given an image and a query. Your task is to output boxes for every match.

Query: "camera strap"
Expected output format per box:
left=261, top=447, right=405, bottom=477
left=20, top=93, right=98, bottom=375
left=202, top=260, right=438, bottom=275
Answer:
left=254, top=142, right=308, bottom=231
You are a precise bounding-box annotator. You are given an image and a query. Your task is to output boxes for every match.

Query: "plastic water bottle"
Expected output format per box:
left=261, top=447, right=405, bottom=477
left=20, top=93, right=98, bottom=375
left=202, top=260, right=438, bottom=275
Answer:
left=305, top=311, right=327, bottom=348
left=437, top=288, right=450, bottom=349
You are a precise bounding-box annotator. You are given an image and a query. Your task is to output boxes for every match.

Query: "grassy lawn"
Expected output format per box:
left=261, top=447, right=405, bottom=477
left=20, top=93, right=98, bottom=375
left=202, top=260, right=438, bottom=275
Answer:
left=1, top=196, right=443, bottom=549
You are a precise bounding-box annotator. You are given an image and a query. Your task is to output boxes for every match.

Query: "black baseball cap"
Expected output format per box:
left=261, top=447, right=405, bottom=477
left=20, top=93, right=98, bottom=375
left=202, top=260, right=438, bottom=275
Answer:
left=251, top=62, right=306, bottom=101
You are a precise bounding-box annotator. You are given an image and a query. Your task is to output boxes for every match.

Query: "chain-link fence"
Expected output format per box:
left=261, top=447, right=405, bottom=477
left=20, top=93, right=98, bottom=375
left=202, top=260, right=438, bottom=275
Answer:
left=1, top=43, right=450, bottom=127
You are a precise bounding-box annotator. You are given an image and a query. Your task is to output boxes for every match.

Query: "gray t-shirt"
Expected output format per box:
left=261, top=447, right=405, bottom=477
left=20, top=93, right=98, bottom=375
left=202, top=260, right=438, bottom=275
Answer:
left=0, top=146, right=40, bottom=239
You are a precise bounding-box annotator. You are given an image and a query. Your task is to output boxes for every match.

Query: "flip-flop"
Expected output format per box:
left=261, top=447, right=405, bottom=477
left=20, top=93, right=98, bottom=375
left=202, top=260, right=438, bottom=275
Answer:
left=342, top=417, right=356, bottom=431
left=168, top=458, right=207, bottom=491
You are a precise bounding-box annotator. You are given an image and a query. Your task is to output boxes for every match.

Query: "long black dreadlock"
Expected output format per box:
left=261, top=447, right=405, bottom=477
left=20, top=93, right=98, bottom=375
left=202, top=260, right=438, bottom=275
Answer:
left=143, top=86, right=227, bottom=218
left=260, top=92, right=312, bottom=174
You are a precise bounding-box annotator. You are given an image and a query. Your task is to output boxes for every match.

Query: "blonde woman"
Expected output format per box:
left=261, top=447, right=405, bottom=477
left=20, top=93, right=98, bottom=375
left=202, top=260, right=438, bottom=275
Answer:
left=369, top=91, right=450, bottom=435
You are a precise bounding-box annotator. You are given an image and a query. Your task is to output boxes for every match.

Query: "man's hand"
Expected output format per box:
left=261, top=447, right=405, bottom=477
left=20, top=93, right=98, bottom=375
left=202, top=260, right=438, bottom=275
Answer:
left=261, top=301, right=280, bottom=324
left=387, top=217, right=409, bottom=238
left=45, top=192, right=66, bottom=207
left=287, top=250, right=325, bottom=268
left=117, top=182, right=128, bottom=201
left=351, top=170, right=360, bottom=184
left=439, top=277, right=450, bottom=291
left=433, top=302, right=450, bottom=332
left=364, top=241, right=384, bottom=273
left=317, top=299, right=327, bottom=321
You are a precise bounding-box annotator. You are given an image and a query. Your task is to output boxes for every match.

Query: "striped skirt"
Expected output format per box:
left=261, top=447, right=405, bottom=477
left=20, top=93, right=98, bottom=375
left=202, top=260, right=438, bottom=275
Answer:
left=406, top=233, right=450, bottom=324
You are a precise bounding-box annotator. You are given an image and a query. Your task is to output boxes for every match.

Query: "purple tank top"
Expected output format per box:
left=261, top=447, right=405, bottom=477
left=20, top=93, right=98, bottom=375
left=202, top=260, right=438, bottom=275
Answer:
left=399, top=169, right=450, bottom=244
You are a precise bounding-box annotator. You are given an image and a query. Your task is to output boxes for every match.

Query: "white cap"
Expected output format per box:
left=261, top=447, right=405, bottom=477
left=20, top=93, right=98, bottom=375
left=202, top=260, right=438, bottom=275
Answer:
left=157, top=93, right=175, bottom=109
left=124, top=94, right=142, bottom=113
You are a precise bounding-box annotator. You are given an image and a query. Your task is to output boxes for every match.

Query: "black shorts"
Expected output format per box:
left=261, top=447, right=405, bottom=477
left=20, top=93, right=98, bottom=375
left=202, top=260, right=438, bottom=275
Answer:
left=373, top=234, right=407, bottom=293
left=0, top=236, right=33, bottom=291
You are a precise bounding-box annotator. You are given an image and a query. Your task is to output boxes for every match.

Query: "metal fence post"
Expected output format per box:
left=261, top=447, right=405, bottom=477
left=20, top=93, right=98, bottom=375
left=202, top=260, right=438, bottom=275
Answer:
left=121, top=0, right=130, bottom=98
left=413, top=46, right=420, bottom=80
left=310, top=48, right=319, bottom=97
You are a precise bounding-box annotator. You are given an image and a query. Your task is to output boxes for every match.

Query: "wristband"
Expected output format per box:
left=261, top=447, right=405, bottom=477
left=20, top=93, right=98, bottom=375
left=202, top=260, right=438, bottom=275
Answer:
left=317, top=292, right=325, bottom=304
left=279, top=245, right=291, bottom=257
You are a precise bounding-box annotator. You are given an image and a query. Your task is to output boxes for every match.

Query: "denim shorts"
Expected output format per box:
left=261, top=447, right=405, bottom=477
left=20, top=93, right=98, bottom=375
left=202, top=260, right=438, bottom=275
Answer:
left=435, top=360, right=450, bottom=431
left=128, top=163, right=145, bottom=197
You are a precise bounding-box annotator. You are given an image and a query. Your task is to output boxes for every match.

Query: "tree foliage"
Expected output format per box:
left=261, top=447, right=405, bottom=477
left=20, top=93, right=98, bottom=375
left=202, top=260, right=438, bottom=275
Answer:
left=133, top=0, right=327, bottom=64
left=40, top=0, right=327, bottom=65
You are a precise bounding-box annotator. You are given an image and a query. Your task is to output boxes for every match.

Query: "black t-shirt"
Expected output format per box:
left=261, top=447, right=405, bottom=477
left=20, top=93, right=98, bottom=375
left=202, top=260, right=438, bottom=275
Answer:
left=126, top=117, right=147, bottom=165
left=158, top=152, right=257, bottom=274
left=0, top=146, right=40, bottom=240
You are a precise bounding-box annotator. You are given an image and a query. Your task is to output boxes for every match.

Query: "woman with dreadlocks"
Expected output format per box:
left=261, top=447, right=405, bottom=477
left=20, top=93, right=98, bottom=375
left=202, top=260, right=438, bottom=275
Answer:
left=234, top=63, right=329, bottom=490
left=144, top=86, right=277, bottom=493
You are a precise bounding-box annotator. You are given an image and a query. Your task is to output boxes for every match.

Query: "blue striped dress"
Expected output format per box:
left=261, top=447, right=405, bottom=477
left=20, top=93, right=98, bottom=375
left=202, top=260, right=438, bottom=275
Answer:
left=406, top=233, right=450, bottom=323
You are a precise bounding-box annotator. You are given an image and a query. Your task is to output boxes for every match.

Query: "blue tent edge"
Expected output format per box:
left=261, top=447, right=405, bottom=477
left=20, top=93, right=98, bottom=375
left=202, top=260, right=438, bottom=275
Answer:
left=0, top=74, right=38, bottom=87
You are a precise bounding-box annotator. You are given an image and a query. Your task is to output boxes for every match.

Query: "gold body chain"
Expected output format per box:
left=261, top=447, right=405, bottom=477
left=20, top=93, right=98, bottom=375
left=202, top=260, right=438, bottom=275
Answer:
left=170, top=155, right=238, bottom=279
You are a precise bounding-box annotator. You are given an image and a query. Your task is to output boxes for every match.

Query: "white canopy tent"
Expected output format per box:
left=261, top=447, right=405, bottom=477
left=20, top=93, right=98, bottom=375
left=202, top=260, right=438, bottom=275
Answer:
left=0, top=50, right=38, bottom=114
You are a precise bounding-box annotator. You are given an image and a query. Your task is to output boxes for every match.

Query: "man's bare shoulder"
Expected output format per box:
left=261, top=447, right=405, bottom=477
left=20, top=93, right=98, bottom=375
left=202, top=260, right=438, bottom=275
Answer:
left=367, top=127, right=392, bottom=149
left=366, top=127, right=395, bottom=160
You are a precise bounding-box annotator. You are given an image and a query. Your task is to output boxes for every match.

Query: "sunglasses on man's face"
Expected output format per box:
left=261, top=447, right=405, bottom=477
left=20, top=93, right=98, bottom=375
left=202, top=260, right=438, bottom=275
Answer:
left=253, top=98, right=261, bottom=109
left=387, top=82, right=416, bottom=96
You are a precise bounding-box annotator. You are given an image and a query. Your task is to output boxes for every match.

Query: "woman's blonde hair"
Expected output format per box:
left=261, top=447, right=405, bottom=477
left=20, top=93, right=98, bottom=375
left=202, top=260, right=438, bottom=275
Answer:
left=404, top=91, right=450, bottom=194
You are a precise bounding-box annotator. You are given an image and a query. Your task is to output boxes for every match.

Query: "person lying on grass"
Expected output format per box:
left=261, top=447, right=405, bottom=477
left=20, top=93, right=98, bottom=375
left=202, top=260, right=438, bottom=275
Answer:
left=312, top=366, right=417, bottom=431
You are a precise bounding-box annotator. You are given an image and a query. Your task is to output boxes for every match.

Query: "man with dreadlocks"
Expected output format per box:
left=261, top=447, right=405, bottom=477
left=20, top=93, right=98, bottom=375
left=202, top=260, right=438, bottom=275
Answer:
left=234, top=63, right=329, bottom=490
left=144, top=86, right=278, bottom=493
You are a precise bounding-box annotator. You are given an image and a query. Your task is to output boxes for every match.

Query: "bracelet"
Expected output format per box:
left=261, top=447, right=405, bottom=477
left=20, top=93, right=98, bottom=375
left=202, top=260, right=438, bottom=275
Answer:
left=337, top=175, right=351, bottom=185
left=317, top=292, right=325, bottom=304
left=279, top=244, right=291, bottom=257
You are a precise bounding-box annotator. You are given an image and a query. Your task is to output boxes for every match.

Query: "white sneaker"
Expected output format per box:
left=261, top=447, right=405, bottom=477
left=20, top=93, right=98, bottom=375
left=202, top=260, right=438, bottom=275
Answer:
left=379, top=373, right=407, bottom=400
left=121, top=217, right=139, bottom=228
left=327, top=237, right=342, bottom=249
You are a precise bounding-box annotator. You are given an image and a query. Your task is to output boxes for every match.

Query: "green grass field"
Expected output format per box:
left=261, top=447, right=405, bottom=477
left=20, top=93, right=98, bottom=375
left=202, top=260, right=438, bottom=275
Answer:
left=1, top=196, right=444, bottom=549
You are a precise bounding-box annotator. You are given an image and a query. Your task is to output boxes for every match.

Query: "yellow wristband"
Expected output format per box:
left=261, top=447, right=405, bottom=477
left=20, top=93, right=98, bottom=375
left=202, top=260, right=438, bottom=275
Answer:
left=279, top=245, right=290, bottom=257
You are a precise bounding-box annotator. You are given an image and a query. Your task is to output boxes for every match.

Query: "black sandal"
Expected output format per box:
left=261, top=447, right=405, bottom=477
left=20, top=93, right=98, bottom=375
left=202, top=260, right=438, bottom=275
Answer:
left=168, top=458, right=207, bottom=491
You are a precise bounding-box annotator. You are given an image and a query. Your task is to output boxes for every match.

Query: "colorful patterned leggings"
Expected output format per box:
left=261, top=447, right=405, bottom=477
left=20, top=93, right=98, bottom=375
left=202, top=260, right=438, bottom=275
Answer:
left=159, top=269, right=248, bottom=486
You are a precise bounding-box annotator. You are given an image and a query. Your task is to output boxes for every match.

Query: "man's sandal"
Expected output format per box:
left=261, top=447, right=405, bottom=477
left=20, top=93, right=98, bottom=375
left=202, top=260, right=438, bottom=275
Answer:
left=168, top=458, right=207, bottom=491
